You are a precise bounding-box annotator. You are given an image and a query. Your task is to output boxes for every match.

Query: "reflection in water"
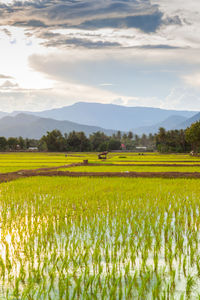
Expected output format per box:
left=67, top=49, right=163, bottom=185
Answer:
left=0, top=177, right=199, bottom=298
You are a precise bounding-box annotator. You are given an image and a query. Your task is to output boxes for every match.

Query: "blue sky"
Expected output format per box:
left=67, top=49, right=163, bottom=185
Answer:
left=0, top=0, right=200, bottom=111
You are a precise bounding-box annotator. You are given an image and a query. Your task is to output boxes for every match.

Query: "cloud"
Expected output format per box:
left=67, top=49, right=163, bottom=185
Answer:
left=164, top=87, right=200, bottom=110
left=137, top=44, right=181, bottom=50
left=0, top=0, right=192, bottom=53
left=183, top=73, right=200, bottom=89
left=28, top=51, right=184, bottom=106
left=0, top=0, right=200, bottom=112
left=1, top=27, right=11, bottom=36
left=13, top=20, right=47, bottom=28
left=0, top=74, right=13, bottom=79
left=0, top=0, right=166, bottom=33
left=78, top=10, right=163, bottom=33
left=0, top=80, right=18, bottom=89
left=42, top=36, right=121, bottom=49
left=99, top=83, right=114, bottom=87
left=0, top=81, right=128, bottom=112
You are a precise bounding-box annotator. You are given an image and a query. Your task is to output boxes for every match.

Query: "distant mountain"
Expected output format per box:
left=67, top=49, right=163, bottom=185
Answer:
left=134, top=115, right=188, bottom=135
left=12, top=102, right=196, bottom=132
left=177, top=112, right=200, bottom=129
left=0, top=111, right=8, bottom=119
left=0, top=114, right=116, bottom=139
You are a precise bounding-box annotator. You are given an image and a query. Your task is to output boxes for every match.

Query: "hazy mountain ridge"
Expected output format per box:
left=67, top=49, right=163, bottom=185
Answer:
left=0, top=102, right=199, bottom=137
left=8, top=102, right=197, bottom=132
left=176, top=112, right=200, bottom=129
left=0, top=113, right=116, bottom=139
left=134, top=115, right=188, bottom=135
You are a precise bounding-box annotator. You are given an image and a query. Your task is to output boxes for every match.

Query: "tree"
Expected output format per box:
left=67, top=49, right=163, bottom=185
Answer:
left=155, top=128, right=191, bottom=153
left=116, top=131, right=122, bottom=140
left=141, top=134, right=148, bottom=147
left=67, top=131, right=90, bottom=152
left=156, top=127, right=167, bottom=152
left=122, top=133, right=127, bottom=140
left=185, top=121, right=200, bottom=153
left=18, top=136, right=25, bottom=150
left=127, top=131, right=133, bottom=140
left=38, top=140, right=48, bottom=151
left=7, top=137, right=18, bottom=150
left=67, top=131, right=81, bottom=151
left=89, top=132, right=109, bottom=151
left=108, top=139, right=121, bottom=151
left=0, top=137, right=7, bottom=151
left=134, top=134, right=140, bottom=147
left=77, top=132, right=90, bottom=152
left=41, top=130, right=66, bottom=151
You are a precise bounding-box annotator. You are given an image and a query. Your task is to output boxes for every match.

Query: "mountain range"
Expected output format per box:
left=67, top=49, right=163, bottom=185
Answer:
left=0, top=102, right=199, bottom=138
left=10, top=102, right=195, bottom=131
left=0, top=113, right=115, bottom=139
left=176, top=112, right=200, bottom=129
left=134, top=115, right=188, bottom=135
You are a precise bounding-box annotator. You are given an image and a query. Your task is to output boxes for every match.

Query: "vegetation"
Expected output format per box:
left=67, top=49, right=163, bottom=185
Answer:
left=61, top=165, right=200, bottom=173
left=0, top=136, right=38, bottom=151
left=0, top=152, right=83, bottom=173
left=0, top=120, right=200, bottom=153
left=0, top=176, right=200, bottom=298
left=185, top=121, right=200, bottom=153
left=156, top=128, right=190, bottom=153
left=0, top=130, right=155, bottom=152
left=0, top=152, right=199, bottom=174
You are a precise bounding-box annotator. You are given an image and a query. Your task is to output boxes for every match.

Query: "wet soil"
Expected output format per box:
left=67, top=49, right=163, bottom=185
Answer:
left=89, top=163, right=200, bottom=167
left=1, top=168, right=200, bottom=184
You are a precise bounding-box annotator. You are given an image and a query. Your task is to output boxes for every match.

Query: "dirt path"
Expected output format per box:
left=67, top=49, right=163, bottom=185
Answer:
left=1, top=168, right=200, bottom=184
left=0, top=161, right=200, bottom=184
left=34, top=170, right=200, bottom=179
left=116, top=160, right=200, bottom=163
left=88, top=163, right=200, bottom=167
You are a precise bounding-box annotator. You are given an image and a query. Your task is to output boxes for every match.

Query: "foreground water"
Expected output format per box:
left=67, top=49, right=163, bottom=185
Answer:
left=0, top=177, right=200, bottom=299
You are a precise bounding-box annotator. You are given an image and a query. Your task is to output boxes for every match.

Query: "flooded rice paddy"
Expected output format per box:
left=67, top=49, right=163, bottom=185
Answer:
left=0, top=176, right=199, bottom=299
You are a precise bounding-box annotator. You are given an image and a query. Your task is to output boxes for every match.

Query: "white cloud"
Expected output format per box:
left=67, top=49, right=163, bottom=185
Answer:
left=163, top=87, right=200, bottom=110
left=0, top=81, right=132, bottom=112
left=183, top=73, right=200, bottom=88
left=0, top=0, right=199, bottom=112
left=0, top=80, right=18, bottom=89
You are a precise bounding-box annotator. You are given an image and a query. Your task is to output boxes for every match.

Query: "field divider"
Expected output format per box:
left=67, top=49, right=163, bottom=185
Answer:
left=1, top=170, right=200, bottom=184
left=116, top=160, right=200, bottom=163
left=80, top=163, right=200, bottom=167
left=1, top=161, right=200, bottom=184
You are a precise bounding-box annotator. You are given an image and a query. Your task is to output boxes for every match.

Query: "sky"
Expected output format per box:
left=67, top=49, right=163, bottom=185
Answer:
left=0, top=0, right=200, bottom=112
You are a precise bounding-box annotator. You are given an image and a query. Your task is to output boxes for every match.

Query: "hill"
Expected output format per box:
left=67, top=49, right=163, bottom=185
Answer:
left=0, top=114, right=116, bottom=139
left=177, top=112, right=200, bottom=129
left=11, top=102, right=196, bottom=132
left=134, top=115, right=188, bottom=135
left=0, top=111, right=8, bottom=119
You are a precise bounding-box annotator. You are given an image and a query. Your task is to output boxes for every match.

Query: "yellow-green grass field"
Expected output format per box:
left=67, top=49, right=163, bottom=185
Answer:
left=60, top=165, right=200, bottom=173
left=0, top=176, right=200, bottom=298
left=0, top=152, right=82, bottom=173
left=0, top=152, right=200, bottom=173
left=0, top=153, right=200, bottom=298
left=108, top=153, right=200, bottom=162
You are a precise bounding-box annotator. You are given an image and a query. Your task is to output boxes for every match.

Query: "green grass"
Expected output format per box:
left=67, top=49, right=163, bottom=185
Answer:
left=0, top=153, right=84, bottom=173
left=0, top=176, right=200, bottom=298
left=0, top=152, right=199, bottom=173
left=60, top=165, right=200, bottom=173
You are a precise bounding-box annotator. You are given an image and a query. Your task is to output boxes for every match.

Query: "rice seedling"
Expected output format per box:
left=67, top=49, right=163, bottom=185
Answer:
left=61, top=165, right=200, bottom=173
left=0, top=176, right=199, bottom=298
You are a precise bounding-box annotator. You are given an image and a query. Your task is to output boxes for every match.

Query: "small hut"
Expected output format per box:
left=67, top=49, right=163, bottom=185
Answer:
left=98, top=151, right=108, bottom=160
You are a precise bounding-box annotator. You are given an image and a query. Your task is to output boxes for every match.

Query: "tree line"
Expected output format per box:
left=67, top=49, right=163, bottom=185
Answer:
left=156, top=121, right=200, bottom=153
left=0, top=136, right=38, bottom=151
left=0, top=130, right=155, bottom=152
left=0, top=120, right=199, bottom=153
